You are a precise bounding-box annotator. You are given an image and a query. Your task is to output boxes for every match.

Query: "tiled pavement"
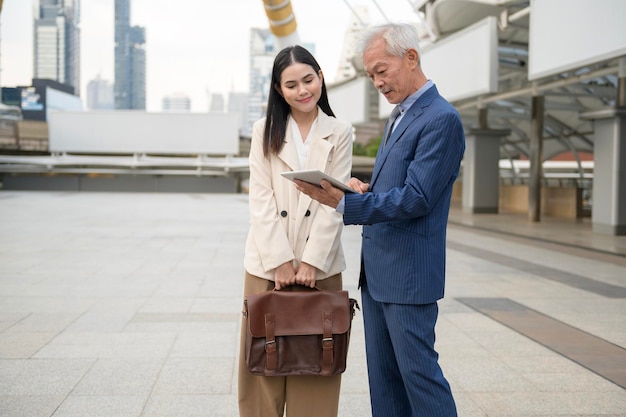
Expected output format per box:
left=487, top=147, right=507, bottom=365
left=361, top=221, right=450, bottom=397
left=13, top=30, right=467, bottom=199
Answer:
left=0, top=191, right=624, bottom=417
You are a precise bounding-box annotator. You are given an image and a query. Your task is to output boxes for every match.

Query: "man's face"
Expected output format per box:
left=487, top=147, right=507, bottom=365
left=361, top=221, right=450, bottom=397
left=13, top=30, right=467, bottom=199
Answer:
left=363, top=37, right=416, bottom=105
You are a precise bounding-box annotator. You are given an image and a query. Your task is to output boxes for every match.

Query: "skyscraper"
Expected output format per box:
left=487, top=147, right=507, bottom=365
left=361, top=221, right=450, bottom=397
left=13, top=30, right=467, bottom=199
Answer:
left=209, top=93, right=225, bottom=113
left=247, top=28, right=316, bottom=136
left=247, top=28, right=279, bottom=134
left=33, top=0, right=81, bottom=94
left=228, top=91, right=250, bottom=137
left=86, top=75, right=114, bottom=110
left=114, top=0, right=146, bottom=109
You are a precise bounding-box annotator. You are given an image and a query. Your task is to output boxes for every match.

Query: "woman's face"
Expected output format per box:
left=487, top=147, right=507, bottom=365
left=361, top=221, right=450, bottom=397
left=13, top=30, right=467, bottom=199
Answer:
left=277, top=62, right=323, bottom=116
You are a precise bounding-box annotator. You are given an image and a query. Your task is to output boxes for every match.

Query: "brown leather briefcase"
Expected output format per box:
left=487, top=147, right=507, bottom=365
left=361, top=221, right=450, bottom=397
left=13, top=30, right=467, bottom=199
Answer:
left=243, top=287, right=358, bottom=376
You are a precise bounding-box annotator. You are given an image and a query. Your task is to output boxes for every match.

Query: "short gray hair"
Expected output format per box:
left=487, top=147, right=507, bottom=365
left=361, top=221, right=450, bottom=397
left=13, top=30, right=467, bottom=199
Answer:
left=355, top=23, right=421, bottom=61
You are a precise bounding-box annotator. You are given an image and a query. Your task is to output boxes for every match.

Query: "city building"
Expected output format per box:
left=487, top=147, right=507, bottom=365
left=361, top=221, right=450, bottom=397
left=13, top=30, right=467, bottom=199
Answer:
left=33, top=0, right=81, bottom=94
left=114, top=0, right=146, bottom=110
left=162, top=92, right=191, bottom=112
left=228, top=91, right=250, bottom=137
left=247, top=28, right=280, bottom=135
left=86, top=76, right=114, bottom=110
left=209, top=93, right=225, bottom=113
left=334, top=5, right=369, bottom=83
left=1, top=79, right=82, bottom=121
left=247, top=28, right=315, bottom=135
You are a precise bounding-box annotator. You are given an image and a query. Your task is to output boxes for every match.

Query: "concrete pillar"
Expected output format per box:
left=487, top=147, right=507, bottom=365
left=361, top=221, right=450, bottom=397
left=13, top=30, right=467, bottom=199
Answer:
left=617, top=60, right=625, bottom=108
left=462, top=128, right=510, bottom=213
left=529, top=95, right=544, bottom=222
left=580, top=108, right=626, bottom=235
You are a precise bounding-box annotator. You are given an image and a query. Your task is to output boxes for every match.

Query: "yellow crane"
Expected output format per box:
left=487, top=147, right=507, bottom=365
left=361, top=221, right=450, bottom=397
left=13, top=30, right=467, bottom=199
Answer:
left=261, top=0, right=300, bottom=48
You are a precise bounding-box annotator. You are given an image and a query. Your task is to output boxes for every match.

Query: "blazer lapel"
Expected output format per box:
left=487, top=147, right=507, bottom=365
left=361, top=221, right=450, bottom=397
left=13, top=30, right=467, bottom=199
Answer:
left=370, top=87, right=438, bottom=187
left=304, top=111, right=334, bottom=171
left=277, top=118, right=300, bottom=171
left=294, top=110, right=335, bottom=234
left=370, top=110, right=418, bottom=186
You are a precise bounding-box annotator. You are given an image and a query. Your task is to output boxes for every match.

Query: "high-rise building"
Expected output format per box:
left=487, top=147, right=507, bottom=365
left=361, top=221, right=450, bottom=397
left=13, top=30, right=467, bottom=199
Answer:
left=247, top=29, right=317, bottom=136
left=209, top=93, right=225, bottom=113
left=114, top=0, right=146, bottom=109
left=247, top=28, right=279, bottom=134
left=228, top=91, right=250, bottom=137
left=162, top=92, right=191, bottom=112
left=33, top=0, right=81, bottom=94
left=86, top=76, right=114, bottom=110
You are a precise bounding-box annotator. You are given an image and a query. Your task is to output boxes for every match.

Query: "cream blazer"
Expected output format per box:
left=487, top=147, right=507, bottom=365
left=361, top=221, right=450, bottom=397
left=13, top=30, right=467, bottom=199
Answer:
left=244, top=109, right=353, bottom=281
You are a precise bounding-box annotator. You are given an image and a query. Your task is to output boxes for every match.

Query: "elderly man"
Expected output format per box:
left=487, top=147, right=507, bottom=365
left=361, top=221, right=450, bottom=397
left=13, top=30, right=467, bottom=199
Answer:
left=295, top=23, right=465, bottom=417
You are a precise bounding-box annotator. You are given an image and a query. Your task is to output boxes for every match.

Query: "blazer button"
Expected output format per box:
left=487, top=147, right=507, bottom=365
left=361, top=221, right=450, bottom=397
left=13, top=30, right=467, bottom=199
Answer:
left=305, top=210, right=311, bottom=217
left=280, top=210, right=288, bottom=218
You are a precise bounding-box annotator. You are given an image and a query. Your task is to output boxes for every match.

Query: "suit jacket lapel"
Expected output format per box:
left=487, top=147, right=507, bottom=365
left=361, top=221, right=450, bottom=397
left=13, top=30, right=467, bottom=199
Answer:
left=370, top=111, right=417, bottom=186
left=370, top=87, right=437, bottom=187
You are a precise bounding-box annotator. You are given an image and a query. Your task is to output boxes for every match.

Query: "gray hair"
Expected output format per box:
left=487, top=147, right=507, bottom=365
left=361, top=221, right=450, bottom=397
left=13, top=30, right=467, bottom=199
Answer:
left=355, top=22, right=422, bottom=61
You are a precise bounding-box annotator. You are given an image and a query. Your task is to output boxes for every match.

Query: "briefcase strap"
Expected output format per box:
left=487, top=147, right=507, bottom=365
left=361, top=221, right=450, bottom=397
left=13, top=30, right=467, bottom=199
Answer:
left=265, top=313, right=277, bottom=373
left=322, top=311, right=334, bottom=376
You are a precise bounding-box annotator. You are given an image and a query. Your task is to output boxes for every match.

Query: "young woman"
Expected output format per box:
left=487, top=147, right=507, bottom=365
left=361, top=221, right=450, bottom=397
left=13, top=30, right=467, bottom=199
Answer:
left=238, top=45, right=353, bottom=417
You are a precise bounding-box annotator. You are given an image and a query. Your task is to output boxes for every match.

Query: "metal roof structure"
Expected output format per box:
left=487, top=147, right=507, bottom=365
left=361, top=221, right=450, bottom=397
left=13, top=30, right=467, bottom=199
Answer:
left=415, top=0, right=621, bottom=162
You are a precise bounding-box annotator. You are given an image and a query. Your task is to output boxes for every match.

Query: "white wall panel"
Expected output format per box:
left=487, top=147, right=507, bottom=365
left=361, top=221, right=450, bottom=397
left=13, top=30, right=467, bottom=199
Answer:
left=420, top=16, right=498, bottom=103
left=48, top=111, right=240, bottom=155
left=328, top=77, right=369, bottom=124
left=46, top=87, right=84, bottom=117
left=529, top=0, right=626, bottom=80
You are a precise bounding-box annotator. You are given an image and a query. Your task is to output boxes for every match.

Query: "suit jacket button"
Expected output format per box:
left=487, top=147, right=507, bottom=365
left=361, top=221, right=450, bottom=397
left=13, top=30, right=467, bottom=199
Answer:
left=280, top=210, right=288, bottom=218
left=305, top=210, right=311, bottom=217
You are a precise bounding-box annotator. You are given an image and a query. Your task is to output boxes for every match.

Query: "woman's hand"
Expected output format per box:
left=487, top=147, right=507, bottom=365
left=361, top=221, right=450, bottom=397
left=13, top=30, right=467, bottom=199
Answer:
left=274, top=262, right=296, bottom=290
left=295, top=262, right=317, bottom=288
left=294, top=176, right=369, bottom=209
left=294, top=180, right=344, bottom=208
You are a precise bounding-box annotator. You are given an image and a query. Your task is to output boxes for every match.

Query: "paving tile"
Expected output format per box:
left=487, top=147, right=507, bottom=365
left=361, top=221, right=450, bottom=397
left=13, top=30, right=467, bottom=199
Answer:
left=0, top=395, right=66, bottom=417
left=3, top=358, right=94, bottom=396
left=0, top=332, right=59, bottom=359
left=143, top=394, right=235, bottom=417
left=152, top=357, right=235, bottom=395
left=51, top=395, right=147, bottom=417
left=33, top=332, right=177, bottom=359
left=71, top=358, right=164, bottom=396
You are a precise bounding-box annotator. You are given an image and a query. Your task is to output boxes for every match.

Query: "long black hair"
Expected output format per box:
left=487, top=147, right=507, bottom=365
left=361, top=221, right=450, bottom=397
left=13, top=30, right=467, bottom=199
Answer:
left=263, top=45, right=335, bottom=157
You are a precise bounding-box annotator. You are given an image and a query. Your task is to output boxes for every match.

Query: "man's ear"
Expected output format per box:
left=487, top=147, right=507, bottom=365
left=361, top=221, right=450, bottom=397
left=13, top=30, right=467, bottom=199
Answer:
left=405, top=48, right=419, bottom=67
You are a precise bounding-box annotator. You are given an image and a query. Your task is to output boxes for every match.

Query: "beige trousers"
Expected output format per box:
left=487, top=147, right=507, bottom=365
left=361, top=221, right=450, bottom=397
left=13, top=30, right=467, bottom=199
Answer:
left=238, top=271, right=343, bottom=417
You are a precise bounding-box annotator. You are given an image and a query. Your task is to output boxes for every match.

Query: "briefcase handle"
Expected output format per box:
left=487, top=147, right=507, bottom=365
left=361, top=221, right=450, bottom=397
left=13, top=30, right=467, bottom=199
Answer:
left=272, top=284, right=323, bottom=292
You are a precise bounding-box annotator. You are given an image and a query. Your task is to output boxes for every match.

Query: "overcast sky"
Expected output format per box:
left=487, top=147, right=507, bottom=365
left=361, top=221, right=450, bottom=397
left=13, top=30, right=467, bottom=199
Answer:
left=1, top=0, right=418, bottom=111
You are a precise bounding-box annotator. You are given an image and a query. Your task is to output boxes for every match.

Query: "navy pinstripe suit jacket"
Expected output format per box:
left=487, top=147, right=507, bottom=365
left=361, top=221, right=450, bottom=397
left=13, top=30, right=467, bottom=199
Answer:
left=344, top=85, right=465, bottom=304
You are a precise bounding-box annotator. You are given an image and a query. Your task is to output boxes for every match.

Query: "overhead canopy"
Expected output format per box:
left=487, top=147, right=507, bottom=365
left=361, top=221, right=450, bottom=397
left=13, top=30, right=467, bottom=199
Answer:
left=424, top=0, right=623, bottom=161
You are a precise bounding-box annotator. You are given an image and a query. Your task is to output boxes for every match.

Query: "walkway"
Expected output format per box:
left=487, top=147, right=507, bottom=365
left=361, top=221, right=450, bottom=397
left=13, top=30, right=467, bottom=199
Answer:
left=0, top=191, right=624, bottom=417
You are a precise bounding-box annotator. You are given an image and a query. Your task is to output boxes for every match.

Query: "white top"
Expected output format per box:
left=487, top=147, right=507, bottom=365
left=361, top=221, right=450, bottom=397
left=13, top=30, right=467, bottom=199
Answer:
left=290, top=116, right=318, bottom=169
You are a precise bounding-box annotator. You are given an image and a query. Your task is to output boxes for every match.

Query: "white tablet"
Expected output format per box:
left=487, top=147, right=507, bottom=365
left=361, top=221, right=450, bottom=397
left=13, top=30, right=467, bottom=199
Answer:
left=281, top=169, right=355, bottom=193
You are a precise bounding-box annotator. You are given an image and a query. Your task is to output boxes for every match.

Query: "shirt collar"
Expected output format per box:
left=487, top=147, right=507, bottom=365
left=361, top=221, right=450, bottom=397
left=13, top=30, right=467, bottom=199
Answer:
left=397, top=79, right=434, bottom=113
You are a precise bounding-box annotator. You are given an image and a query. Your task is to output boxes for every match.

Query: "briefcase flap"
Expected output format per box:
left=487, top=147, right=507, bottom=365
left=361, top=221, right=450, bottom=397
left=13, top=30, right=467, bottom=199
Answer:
left=246, top=289, right=352, bottom=338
